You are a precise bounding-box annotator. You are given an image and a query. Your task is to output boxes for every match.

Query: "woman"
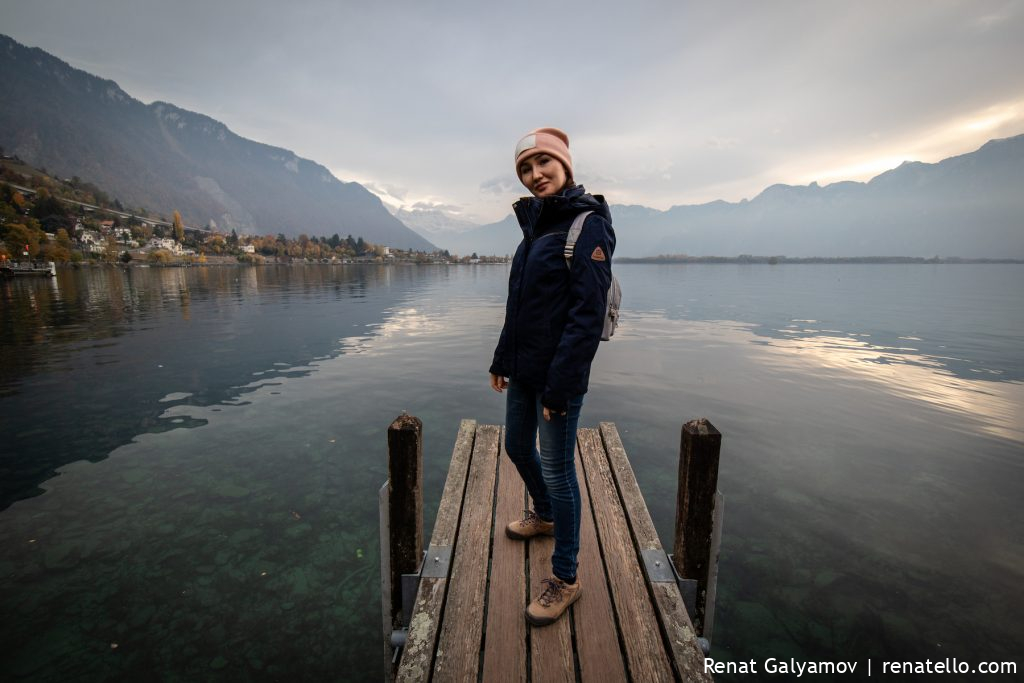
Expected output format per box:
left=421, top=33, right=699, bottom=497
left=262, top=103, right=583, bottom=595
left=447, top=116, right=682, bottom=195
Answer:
left=489, top=127, right=615, bottom=626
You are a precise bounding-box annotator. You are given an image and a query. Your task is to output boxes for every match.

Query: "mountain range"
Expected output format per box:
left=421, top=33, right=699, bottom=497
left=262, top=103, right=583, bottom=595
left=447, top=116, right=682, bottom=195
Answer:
left=423, top=134, right=1024, bottom=259
left=2, top=33, right=1021, bottom=258
left=0, top=34, right=434, bottom=251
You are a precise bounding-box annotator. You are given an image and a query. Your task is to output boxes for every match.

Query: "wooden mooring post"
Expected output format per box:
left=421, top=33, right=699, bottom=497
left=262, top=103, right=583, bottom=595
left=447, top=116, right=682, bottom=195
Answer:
left=380, top=415, right=722, bottom=681
left=379, top=413, right=424, bottom=682
left=672, top=417, right=724, bottom=640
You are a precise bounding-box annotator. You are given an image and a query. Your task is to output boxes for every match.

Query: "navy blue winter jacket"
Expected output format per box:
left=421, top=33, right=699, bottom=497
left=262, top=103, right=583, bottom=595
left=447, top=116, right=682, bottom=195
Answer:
left=489, top=185, right=616, bottom=412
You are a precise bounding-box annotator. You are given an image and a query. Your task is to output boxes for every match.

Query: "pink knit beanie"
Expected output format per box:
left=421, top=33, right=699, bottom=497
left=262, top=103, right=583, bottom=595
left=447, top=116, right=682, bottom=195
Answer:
left=514, top=127, right=573, bottom=180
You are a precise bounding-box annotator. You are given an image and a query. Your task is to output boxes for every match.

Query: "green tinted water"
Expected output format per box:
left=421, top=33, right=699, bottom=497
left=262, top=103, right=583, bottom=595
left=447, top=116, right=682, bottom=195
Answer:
left=1, top=263, right=1021, bottom=680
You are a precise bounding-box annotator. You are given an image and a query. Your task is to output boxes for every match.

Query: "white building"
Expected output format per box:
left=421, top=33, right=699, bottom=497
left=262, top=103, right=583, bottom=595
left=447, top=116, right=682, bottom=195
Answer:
left=146, top=237, right=183, bottom=255
left=79, top=230, right=106, bottom=254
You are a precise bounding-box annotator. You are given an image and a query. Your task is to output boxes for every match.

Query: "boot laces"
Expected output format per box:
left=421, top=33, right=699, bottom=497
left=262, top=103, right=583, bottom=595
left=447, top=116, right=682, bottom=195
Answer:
left=538, top=577, right=565, bottom=607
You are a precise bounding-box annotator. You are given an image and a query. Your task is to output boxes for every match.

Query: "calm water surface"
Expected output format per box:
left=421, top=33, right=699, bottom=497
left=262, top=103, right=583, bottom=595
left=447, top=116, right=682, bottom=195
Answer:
left=1, top=263, right=1021, bottom=681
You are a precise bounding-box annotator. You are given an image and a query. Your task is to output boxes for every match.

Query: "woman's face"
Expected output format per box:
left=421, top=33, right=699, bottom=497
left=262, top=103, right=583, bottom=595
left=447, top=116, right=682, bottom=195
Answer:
left=518, top=153, right=567, bottom=197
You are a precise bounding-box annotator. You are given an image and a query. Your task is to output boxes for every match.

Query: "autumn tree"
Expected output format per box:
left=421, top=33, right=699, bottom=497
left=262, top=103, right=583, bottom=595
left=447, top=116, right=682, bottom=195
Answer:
left=2, top=223, right=43, bottom=259
left=40, top=239, right=71, bottom=263
left=147, top=249, right=173, bottom=264
left=172, top=211, right=185, bottom=243
left=103, top=235, right=120, bottom=262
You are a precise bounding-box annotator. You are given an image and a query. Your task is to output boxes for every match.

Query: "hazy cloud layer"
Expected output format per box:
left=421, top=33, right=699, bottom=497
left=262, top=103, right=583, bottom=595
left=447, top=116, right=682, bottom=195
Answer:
left=1, top=0, right=1022, bottom=223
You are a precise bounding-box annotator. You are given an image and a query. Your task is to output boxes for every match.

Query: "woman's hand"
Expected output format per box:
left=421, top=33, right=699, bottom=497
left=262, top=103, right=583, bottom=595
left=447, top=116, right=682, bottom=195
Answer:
left=489, top=373, right=508, bottom=393
left=542, top=406, right=567, bottom=422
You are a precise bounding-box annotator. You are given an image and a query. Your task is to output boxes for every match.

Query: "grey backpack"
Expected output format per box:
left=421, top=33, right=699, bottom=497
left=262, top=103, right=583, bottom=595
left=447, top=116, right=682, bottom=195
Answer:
left=563, top=210, right=621, bottom=341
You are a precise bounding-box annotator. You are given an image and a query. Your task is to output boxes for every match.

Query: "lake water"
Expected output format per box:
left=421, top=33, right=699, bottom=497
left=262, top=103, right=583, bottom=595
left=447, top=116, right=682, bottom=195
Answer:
left=1, top=263, right=1021, bottom=681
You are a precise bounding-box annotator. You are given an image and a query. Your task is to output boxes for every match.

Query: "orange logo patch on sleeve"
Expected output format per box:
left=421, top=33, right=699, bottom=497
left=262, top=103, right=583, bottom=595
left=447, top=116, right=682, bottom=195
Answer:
left=590, top=246, right=606, bottom=261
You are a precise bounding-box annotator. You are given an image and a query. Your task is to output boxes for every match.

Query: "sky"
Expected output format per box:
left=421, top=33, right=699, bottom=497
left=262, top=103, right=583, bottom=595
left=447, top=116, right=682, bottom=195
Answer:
left=2, top=0, right=1023, bottom=225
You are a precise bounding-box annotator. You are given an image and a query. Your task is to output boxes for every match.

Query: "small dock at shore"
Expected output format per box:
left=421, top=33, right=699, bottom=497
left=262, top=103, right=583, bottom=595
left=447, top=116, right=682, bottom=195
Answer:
left=1, top=261, right=56, bottom=277
left=378, top=416, right=724, bottom=682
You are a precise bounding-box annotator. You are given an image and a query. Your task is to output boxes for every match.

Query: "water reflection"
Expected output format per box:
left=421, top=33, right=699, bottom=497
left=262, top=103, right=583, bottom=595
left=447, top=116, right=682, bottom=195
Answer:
left=1, top=264, right=1020, bottom=681
left=0, top=265, right=423, bottom=510
left=591, top=310, right=1022, bottom=674
left=755, top=329, right=1024, bottom=443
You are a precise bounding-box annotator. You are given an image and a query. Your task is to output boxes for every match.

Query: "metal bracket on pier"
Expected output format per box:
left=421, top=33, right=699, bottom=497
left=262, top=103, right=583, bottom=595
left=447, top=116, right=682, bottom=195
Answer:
left=399, top=545, right=451, bottom=627
left=666, top=558, right=711, bottom=656
left=641, top=548, right=676, bottom=582
left=420, top=544, right=452, bottom=578
left=645, top=547, right=714, bottom=655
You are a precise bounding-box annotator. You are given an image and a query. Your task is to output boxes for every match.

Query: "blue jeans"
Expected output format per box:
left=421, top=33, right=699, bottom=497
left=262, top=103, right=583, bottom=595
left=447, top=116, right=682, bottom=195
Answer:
left=504, top=379, right=584, bottom=582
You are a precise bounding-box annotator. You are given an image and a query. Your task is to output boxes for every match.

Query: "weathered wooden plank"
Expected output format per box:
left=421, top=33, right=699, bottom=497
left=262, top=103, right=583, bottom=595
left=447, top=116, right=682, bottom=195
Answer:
left=600, top=422, right=712, bottom=682
left=578, top=427, right=674, bottom=682
left=529, top=534, right=574, bottom=683
left=572, top=441, right=628, bottom=683
left=396, top=419, right=476, bottom=683
left=481, top=429, right=528, bottom=683
left=433, top=424, right=501, bottom=682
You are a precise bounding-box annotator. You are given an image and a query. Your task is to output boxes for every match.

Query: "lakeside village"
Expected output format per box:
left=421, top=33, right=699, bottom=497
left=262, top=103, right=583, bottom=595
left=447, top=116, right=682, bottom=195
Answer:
left=0, top=156, right=504, bottom=270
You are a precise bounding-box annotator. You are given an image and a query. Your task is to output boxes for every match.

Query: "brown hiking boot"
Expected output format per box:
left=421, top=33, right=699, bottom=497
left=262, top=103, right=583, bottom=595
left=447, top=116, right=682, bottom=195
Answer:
left=526, top=576, right=581, bottom=626
left=505, top=509, right=555, bottom=540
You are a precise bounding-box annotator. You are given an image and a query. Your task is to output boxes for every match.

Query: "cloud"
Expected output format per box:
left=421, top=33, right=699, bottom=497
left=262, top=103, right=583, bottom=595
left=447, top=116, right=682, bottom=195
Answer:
left=974, top=3, right=1017, bottom=30
left=575, top=171, right=618, bottom=187
left=362, top=182, right=408, bottom=201
left=479, top=176, right=518, bottom=195
left=706, top=136, right=740, bottom=150
left=3, top=1, right=1022, bottom=222
left=411, top=200, right=463, bottom=213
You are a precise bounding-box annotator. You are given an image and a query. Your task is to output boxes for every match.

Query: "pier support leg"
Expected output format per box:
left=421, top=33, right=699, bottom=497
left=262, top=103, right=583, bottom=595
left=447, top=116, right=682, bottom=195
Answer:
left=382, top=414, right=423, bottom=680
left=672, top=418, right=722, bottom=638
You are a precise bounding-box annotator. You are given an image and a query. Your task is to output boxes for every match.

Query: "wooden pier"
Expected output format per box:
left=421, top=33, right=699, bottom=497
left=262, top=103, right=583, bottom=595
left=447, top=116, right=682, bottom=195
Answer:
left=379, top=417, right=722, bottom=682
left=1, top=261, right=56, bottom=277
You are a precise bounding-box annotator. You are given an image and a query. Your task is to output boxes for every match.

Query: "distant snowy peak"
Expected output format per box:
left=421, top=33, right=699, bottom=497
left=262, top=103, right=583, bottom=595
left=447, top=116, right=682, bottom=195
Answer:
left=394, top=207, right=480, bottom=235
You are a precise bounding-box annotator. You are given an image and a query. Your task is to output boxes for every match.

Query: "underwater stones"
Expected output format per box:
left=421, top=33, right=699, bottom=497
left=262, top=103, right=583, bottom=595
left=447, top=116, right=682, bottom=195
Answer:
left=285, top=566, right=315, bottom=595
left=195, top=588, right=220, bottom=607
left=216, top=482, right=250, bottom=498
left=209, top=655, right=228, bottom=670
left=128, top=604, right=155, bottom=628
left=814, top=570, right=841, bottom=587
left=228, top=528, right=261, bottom=546
left=284, top=523, right=311, bottom=538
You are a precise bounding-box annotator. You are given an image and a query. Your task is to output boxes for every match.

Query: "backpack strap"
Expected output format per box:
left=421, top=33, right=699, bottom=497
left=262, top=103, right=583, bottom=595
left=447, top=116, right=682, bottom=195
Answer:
left=563, top=210, right=594, bottom=268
